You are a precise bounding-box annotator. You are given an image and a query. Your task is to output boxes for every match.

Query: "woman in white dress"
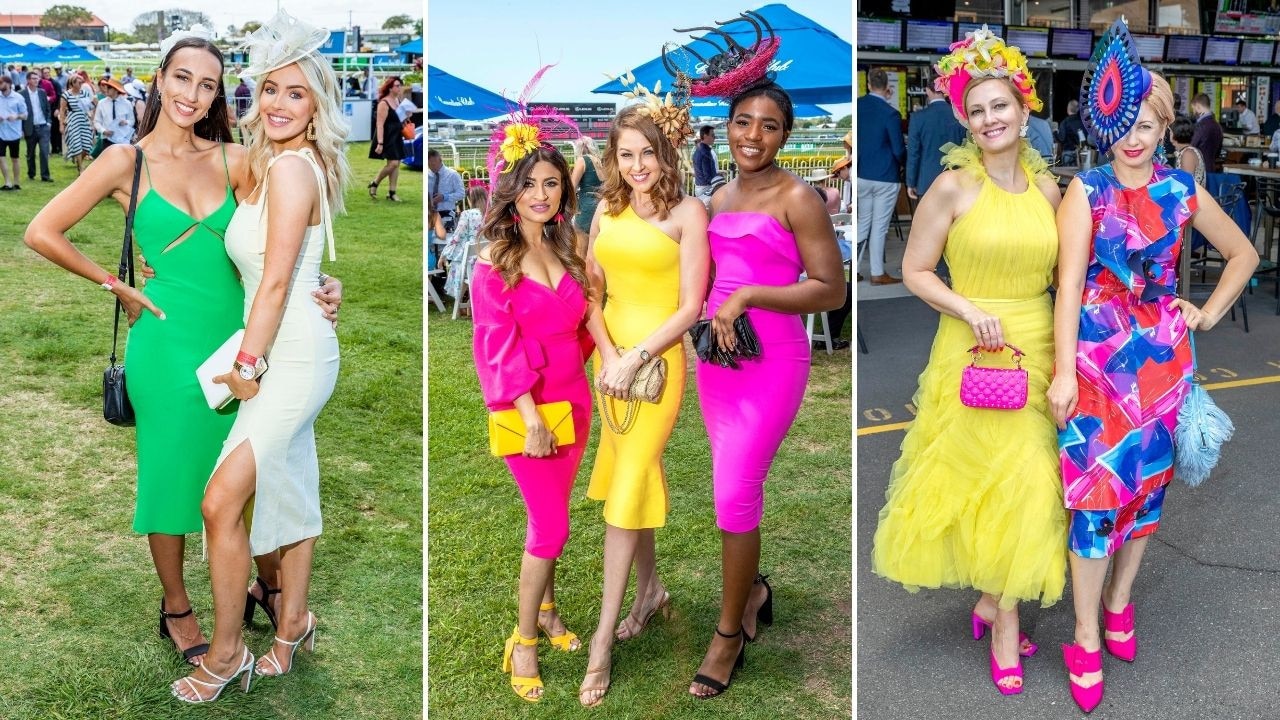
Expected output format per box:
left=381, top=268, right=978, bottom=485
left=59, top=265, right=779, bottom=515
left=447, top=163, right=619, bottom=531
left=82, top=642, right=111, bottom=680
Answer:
left=171, top=10, right=349, bottom=702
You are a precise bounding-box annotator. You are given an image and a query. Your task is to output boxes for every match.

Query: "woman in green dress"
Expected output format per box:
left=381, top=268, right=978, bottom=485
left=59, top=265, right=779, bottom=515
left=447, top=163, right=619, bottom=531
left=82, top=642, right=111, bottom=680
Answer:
left=24, top=32, right=340, bottom=667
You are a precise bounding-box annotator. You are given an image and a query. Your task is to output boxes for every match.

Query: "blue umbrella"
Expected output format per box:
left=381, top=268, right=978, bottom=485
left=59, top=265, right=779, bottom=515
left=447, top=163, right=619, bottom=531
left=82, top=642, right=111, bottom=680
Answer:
left=396, top=37, right=422, bottom=55
left=47, top=40, right=99, bottom=63
left=592, top=3, right=851, bottom=106
left=427, top=65, right=511, bottom=120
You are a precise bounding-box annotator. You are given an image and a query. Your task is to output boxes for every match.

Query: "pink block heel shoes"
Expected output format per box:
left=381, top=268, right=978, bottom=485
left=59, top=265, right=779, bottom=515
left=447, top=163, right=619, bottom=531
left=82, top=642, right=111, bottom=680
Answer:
left=971, top=612, right=1039, bottom=657
left=989, top=650, right=1024, bottom=696
left=1103, top=603, right=1137, bottom=661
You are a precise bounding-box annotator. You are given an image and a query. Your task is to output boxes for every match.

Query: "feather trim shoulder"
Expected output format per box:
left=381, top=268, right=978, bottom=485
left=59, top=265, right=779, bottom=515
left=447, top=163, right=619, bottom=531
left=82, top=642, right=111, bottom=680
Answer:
left=940, top=138, right=1052, bottom=183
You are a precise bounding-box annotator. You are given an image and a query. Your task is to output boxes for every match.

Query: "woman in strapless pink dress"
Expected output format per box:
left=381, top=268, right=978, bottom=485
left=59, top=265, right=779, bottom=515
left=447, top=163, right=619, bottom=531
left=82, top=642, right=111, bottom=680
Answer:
left=688, top=82, right=846, bottom=699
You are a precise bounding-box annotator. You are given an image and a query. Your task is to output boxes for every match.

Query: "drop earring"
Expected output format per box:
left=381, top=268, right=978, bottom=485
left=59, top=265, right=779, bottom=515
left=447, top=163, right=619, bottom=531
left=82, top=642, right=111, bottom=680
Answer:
left=1019, top=123, right=1028, bottom=138
left=306, top=120, right=317, bottom=141
left=510, top=210, right=521, bottom=223
left=553, top=212, right=565, bottom=223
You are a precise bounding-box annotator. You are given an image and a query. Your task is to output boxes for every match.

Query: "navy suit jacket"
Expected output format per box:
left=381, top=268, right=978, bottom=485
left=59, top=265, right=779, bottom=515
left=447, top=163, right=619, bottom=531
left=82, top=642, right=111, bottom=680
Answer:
left=906, top=99, right=966, bottom=196
left=18, top=86, right=50, bottom=136
left=857, top=92, right=905, bottom=183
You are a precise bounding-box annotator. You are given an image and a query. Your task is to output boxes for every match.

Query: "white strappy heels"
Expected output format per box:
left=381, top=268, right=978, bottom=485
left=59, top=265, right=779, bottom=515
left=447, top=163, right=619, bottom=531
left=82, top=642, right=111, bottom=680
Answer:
left=171, top=645, right=254, bottom=703
left=256, top=611, right=317, bottom=677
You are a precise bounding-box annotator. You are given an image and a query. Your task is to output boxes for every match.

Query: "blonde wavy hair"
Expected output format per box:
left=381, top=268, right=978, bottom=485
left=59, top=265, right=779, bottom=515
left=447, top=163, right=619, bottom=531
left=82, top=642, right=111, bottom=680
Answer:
left=241, top=50, right=352, bottom=215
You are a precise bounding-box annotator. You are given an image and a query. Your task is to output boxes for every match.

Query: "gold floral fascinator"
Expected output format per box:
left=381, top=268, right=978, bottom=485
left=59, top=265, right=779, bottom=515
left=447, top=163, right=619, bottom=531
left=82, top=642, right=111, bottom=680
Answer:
left=615, top=71, right=694, bottom=151
left=485, top=65, right=581, bottom=193
left=237, top=9, right=330, bottom=79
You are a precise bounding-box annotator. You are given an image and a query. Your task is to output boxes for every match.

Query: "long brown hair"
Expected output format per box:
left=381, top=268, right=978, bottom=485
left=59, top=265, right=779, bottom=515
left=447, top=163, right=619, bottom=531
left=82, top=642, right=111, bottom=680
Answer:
left=599, top=105, right=683, bottom=220
left=481, top=146, right=590, bottom=298
left=136, top=37, right=233, bottom=142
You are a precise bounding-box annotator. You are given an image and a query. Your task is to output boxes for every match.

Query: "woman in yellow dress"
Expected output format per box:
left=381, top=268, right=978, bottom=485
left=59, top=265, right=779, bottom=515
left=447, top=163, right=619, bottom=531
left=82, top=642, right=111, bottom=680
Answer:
left=578, top=100, right=709, bottom=706
left=871, top=28, right=1068, bottom=696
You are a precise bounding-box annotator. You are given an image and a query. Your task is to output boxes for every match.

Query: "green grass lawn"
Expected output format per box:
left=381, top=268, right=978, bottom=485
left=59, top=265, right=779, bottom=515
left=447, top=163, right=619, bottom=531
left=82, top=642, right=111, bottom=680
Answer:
left=427, top=310, right=852, bottom=718
left=0, top=145, right=422, bottom=719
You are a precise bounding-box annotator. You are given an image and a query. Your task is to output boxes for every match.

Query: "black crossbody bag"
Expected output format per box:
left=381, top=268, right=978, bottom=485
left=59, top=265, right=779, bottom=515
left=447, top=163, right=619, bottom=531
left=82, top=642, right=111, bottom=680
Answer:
left=103, top=146, right=142, bottom=426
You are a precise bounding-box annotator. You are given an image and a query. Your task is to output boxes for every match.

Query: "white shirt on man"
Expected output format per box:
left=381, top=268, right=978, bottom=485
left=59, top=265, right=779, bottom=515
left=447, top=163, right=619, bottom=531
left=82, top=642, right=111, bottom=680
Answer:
left=93, top=95, right=136, bottom=145
left=1239, top=107, right=1261, bottom=135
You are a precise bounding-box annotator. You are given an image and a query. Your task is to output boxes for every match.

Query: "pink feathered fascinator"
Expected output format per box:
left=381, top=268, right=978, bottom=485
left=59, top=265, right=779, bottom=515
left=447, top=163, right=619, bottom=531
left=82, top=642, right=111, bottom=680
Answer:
left=484, top=65, right=580, bottom=194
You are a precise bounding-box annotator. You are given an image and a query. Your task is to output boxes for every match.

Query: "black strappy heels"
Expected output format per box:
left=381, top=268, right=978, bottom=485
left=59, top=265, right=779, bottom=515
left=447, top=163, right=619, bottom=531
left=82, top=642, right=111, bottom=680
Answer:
left=242, top=576, right=280, bottom=629
left=160, top=598, right=210, bottom=665
left=387, top=190, right=402, bottom=202
left=690, top=625, right=746, bottom=699
left=744, top=573, right=774, bottom=643
left=367, top=181, right=378, bottom=199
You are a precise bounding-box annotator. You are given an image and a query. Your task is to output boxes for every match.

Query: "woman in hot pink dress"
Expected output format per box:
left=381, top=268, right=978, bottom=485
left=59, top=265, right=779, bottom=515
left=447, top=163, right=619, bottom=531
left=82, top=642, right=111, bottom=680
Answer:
left=471, top=143, right=593, bottom=703
left=689, top=81, right=845, bottom=699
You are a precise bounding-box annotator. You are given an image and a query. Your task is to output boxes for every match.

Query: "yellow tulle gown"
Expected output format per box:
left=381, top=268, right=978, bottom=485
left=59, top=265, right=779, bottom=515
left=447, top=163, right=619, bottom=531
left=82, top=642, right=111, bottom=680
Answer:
left=587, top=206, right=685, bottom=529
left=872, top=142, right=1067, bottom=608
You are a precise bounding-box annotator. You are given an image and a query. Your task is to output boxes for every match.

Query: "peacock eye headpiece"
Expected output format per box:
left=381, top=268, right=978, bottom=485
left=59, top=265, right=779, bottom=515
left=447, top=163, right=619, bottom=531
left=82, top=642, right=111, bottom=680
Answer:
left=1080, top=18, right=1153, bottom=154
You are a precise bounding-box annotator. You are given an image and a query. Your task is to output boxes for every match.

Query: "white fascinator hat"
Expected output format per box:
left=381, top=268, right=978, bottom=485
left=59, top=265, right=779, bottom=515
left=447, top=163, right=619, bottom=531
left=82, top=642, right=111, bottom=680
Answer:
left=238, top=9, right=330, bottom=79
left=159, top=23, right=216, bottom=59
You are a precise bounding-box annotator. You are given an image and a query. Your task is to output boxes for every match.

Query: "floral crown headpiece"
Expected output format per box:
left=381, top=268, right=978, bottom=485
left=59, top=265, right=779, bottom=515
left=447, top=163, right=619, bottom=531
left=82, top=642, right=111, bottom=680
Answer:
left=485, top=65, right=580, bottom=193
left=663, top=10, right=779, bottom=99
left=1080, top=18, right=1153, bottom=154
left=934, top=25, right=1041, bottom=124
left=159, top=24, right=215, bottom=59
left=615, top=71, right=693, bottom=150
left=237, top=9, right=329, bottom=79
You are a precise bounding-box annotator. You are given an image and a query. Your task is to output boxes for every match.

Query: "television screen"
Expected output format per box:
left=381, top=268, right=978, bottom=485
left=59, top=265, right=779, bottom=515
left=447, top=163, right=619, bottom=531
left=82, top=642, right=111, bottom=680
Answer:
left=1132, top=33, right=1166, bottom=61
left=1050, top=28, right=1094, bottom=60
left=957, top=22, right=1003, bottom=41
left=1006, top=26, right=1049, bottom=58
left=1204, top=37, right=1241, bottom=65
left=858, top=18, right=903, bottom=51
left=904, top=19, right=954, bottom=53
left=1166, top=35, right=1204, bottom=63
left=1241, top=39, right=1274, bottom=65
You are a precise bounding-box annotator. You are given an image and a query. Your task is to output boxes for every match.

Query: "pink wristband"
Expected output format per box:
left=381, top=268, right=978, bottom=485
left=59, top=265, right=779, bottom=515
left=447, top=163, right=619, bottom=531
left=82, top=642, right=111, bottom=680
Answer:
left=100, top=274, right=118, bottom=290
left=236, top=350, right=259, bottom=366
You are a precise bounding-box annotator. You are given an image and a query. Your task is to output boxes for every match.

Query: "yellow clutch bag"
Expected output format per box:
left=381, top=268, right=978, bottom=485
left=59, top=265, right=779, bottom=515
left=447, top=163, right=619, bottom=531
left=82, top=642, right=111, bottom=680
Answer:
left=487, top=401, right=576, bottom=456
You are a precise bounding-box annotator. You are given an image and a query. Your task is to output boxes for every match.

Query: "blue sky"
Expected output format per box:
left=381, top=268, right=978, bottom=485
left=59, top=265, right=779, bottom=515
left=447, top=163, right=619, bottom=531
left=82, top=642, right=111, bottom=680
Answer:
left=426, top=0, right=853, bottom=118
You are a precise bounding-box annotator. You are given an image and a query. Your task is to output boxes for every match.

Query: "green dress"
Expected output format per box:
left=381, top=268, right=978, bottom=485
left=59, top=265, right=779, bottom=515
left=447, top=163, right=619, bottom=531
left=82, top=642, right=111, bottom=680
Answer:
left=124, top=144, right=244, bottom=535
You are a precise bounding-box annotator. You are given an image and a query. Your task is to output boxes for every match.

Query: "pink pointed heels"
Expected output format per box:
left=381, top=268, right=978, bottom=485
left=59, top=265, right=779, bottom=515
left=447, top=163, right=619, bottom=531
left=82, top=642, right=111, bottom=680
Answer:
left=1062, top=642, right=1104, bottom=713
left=971, top=612, right=1039, bottom=657
left=1103, top=603, right=1137, bottom=662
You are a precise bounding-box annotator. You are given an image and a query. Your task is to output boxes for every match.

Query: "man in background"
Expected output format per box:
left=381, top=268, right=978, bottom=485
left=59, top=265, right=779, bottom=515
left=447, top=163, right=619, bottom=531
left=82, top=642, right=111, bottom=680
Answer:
left=427, top=148, right=465, bottom=232
left=857, top=67, right=905, bottom=285
left=693, top=125, right=719, bottom=200
left=1235, top=99, right=1260, bottom=135
left=19, top=71, right=51, bottom=183
left=1191, top=93, right=1224, bottom=172
left=1027, top=114, right=1054, bottom=162
left=1058, top=99, right=1085, bottom=165
left=906, top=77, right=965, bottom=201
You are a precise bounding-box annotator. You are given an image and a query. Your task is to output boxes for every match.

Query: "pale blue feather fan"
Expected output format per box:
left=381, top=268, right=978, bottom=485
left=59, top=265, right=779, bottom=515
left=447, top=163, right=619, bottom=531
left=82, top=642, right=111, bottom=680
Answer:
left=1174, top=333, right=1234, bottom=487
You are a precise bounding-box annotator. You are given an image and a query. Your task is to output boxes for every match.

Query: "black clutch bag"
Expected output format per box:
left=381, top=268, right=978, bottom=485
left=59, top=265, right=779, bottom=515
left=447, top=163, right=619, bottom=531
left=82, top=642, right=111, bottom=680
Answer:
left=688, top=314, right=762, bottom=369
left=104, top=146, right=142, bottom=427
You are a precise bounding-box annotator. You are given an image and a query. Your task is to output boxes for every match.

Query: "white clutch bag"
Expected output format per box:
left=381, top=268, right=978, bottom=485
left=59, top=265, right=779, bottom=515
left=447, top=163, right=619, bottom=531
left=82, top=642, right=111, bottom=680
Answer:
left=196, top=330, right=243, bottom=410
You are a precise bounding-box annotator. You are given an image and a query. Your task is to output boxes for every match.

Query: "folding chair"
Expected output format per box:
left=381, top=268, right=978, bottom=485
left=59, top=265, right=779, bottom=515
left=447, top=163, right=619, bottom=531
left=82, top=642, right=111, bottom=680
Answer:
left=451, top=240, right=489, bottom=319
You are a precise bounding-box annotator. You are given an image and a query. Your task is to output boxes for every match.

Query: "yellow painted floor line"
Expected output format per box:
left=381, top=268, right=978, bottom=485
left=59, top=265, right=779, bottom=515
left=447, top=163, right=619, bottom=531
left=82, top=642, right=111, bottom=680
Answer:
left=1202, top=374, right=1280, bottom=391
left=856, top=374, right=1280, bottom=437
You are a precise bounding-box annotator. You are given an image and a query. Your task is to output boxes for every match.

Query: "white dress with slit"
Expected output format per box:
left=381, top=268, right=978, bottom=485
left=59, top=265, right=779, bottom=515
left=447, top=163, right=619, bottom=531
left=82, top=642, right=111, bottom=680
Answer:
left=217, top=148, right=339, bottom=555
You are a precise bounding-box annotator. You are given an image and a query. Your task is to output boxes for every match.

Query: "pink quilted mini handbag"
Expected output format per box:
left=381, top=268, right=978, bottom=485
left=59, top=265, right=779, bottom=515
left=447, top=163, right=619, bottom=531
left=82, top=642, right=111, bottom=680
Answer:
left=960, top=344, right=1028, bottom=410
